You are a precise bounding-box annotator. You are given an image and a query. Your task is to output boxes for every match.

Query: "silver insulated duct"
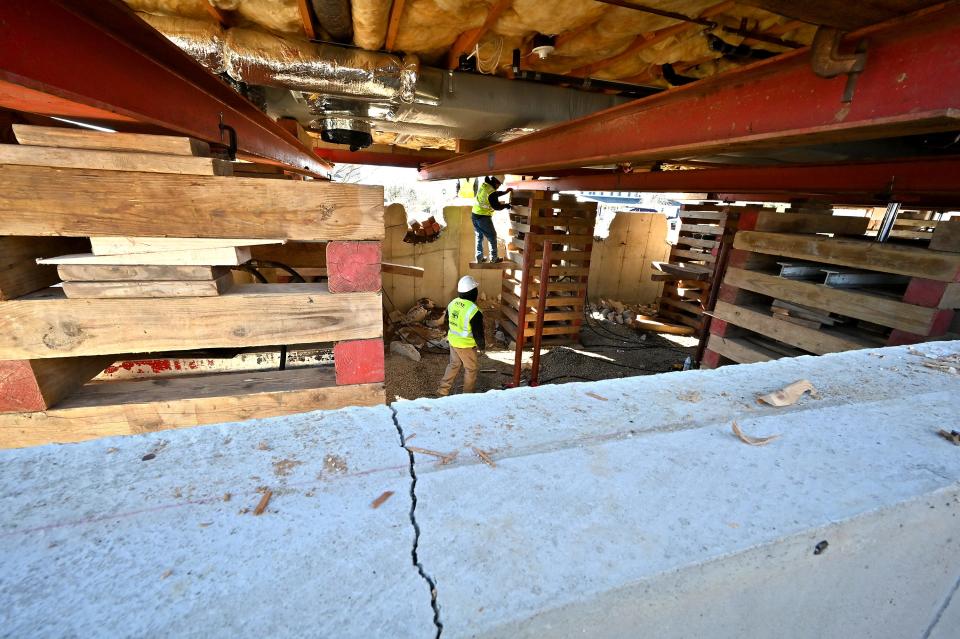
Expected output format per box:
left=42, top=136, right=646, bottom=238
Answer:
left=140, top=13, right=626, bottom=150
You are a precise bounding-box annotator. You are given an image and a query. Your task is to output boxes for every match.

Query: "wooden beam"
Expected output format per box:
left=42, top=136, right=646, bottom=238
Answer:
left=13, top=124, right=210, bottom=156
left=733, top=231, right=960, bottom=282
left=39, top=247, right=253, bottom=267
left=723, top=267, right=939, bottom=334
left=0, top=166, right=385, bottom=240
left=381, top=262, right=424, bottom=277
left=90, top=237, right=284, bottom=256
left=297, top=0, right=317, bottom=39
left=0, top=356, right=114, bottom=412
left=0, top=143, right=233, bottom=176
left=930, top=218, right=960, bottom=252
left=384, top=0, right=406, bottom=51
left=62, top=274, right=234, bottom=299
left=1, top=236, right=89, bottom=301
left=749, top=211, right=869, bottom=235
left=446, top=0, right=514, bottom=69
left=57, top=265, right=229, bottom=282
left=710, top=300, right=880, bottom=354
left=705, top=334, right=778, bottom=364
left=0, top=367, right=385, bottom=449
left=0, top=284, right=382, bottom=359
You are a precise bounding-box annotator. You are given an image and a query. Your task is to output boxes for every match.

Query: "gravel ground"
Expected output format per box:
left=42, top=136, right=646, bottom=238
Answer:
left=385, top=316, right=697, bottom=403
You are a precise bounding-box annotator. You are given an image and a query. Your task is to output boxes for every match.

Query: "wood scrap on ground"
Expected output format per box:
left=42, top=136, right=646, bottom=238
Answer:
left=407, top=446, right=459, bottom=465
left=253, top=489, right=272, bottom=515
left=731, top=420, right=780, bottom=446
left=471, top=445, right=497, bottom=468
left=585, top=391, right=608, bottom=401
left=757, top=380, right=819, bottom=407
left=371, top=490, right=395, bottom=508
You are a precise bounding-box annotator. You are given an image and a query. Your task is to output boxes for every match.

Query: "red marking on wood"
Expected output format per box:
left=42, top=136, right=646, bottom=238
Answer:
left=737, top=209, right=760, bottom=232
left=700, top=349, right=722, bottom=369
left=902, top=278, right=948, bottom=308
left=717, top=284, right=741, bottom=304
left=725, top=249, right=753, bottom=269
left=0, top=360, right=45, bottom=412
left=326, top=241, right=382, bottom=293
left=709, top=318, right=732, bottom=337
left=887, top=309, right=955, bottom=345
left=334, top=339, right=385, bottom=385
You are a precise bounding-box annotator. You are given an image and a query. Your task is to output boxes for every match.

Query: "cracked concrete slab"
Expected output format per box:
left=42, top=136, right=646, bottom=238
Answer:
left=0, top=405, right=436, bottom=638
left=396, top=342, right=960, bottom=638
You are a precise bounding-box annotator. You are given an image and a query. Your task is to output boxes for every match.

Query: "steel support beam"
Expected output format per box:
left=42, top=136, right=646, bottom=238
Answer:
left=0, top=0, right=330, bottom=176
left=314, top=147, right=455, bottom=168
left=507, top=158, right=960, bottom=205
left=420, top=5, right=960, bottom=180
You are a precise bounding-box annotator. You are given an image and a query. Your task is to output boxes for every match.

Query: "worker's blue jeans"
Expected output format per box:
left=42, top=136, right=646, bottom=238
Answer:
left=472, top=214, right=498, bottom=261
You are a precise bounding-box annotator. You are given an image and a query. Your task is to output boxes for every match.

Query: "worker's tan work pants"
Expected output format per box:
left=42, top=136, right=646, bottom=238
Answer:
left=437, top=346, right=478, bottom=396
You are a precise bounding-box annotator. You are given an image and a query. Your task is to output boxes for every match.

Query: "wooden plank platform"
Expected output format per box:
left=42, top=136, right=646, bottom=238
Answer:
left=0, top=143, right=232, bottom=176
left=0, top=284, right=382, bottom=359
left=0, top=166, right=384, bottom=240
left=39, top=247, right=253, bottom=267
left=62, top=274, right=234, bottom=299
left=12, top=124, right=211, bottom=156
left=724, top=267, right=938, bottom=334
left=0, top=367, right=385, bottom=449
left=57, top=264, right=230, bottom=282
left=734, top=232, right=960, bottom=282
left=90, top=237, right=283, bottom=256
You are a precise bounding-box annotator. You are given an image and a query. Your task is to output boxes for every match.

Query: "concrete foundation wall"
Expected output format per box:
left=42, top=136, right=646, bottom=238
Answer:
left=1, top=342, right=959, bottom=638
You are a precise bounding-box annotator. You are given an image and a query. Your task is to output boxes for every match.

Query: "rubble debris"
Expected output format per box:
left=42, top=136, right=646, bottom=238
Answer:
left=253, top=489, right=272, bottom=516
left=937, top=429, right=960, bottom=445
left=403, top=216, right=443, bottom=244
left=731, top=420, right=780, bottom=446
left=471, top=445, right=497, bottom=468
left=389, top=298, right=448, bottom=350
left=587, top=298, right=656, bottom=326
left=757, top=380, right=819, bottom=407
left=390, top=340, right=422, bottom=362
left=371, top=490, right=395, bottom=509
left=677, top=390, right=701, bottom=402
left=407, top=446, right=459, bottom=465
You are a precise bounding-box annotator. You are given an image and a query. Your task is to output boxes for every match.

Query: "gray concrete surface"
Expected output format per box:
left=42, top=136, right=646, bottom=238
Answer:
left=0, top=405, right=436, bottom=638
left=2, top=342, right=959, bottom=638
left=396, top=342, right=960, bottom=638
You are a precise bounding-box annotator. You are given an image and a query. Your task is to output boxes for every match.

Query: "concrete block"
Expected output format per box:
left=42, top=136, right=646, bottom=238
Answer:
left=395, top=342, right=960, bottom=638
left=0, top=405, right=435, bottom=638
left=326, top=241, right=382, bottom=293
left=334, top=338, right=385, bottom=385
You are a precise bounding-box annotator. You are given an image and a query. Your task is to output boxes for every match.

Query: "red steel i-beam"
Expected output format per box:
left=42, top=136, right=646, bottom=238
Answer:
left=506, top=157, right=960, bottom=203
left=0, top=0, right=330, bottom=176
left=419, top=5, right=960, bottom=180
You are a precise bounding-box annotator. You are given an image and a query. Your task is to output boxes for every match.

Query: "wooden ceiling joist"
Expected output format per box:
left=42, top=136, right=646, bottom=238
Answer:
left=446, top=0, right=514, bottom=69
left=384, top=0, right=406, bottom=51
left=297, top=0, right=317, bottom=40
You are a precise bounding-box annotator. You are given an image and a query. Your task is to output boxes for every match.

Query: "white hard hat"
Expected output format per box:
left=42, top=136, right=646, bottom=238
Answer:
left=457, top=275, right=479, bottom=293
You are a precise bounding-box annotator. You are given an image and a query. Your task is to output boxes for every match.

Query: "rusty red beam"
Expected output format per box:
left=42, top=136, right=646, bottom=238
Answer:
left=314, top=147, right=455, bottom=168
left=0, top=0, right=330, bottom=176
left=506, top=158, right=960, bottom=204
left=420, top=5, right=960, bottom=180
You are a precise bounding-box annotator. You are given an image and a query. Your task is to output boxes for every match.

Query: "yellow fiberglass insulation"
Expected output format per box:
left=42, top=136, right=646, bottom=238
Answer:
left=493, top=0, right=605, bottom=38
left=351, top=0, right=392, bottom=50
left=211, top=0, right=305, bottom=35
left=124, top=0, right=212, bottom=20
left=393, top=0, right=491, bottom=59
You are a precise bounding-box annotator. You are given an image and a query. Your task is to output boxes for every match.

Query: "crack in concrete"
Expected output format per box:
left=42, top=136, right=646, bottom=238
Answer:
left=921, top=573, right=960, bottom=639
left=390, top=405, right=443, bottom=638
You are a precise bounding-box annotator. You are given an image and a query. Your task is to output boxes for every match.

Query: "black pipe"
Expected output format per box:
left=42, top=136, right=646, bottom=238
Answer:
left=660, top=64, right=698, bottom=86
left=707, top=34, right=778, bottom=61
left=311, top=0, right=352, bottom=43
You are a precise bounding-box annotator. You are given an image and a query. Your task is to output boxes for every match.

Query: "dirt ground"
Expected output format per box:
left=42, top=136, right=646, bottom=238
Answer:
left=385, top=316, right=697, bottom=402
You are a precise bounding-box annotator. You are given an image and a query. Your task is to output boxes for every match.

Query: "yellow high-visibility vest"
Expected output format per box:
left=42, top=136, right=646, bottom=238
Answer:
left=472, top=182, right=495, bottom=216
left=447, top=298, right=479, bottom=348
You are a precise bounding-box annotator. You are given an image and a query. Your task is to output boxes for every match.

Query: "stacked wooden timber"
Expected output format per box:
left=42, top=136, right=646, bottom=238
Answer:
left=650, top=203, right=743, bottom=336
left=701, top=209, right=960, bottom=368
left=0, top=125, right=386, bottom=448
left=500, top=191, right=597, bottom=346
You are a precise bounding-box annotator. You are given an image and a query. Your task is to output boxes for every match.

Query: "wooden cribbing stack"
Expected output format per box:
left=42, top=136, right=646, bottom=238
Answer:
left=651, top=203, right=747, bottom=337
left=0, top=125, right=386, bottom=448
left=501, top=191, right=598, bottom=349
left=700, top=208, right=960, bottom=368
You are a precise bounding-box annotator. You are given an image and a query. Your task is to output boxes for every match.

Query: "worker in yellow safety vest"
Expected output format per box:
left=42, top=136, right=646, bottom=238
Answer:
left=437, top=275, right=486, bottom=396
left=472, top=175, right=513, bottom=263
